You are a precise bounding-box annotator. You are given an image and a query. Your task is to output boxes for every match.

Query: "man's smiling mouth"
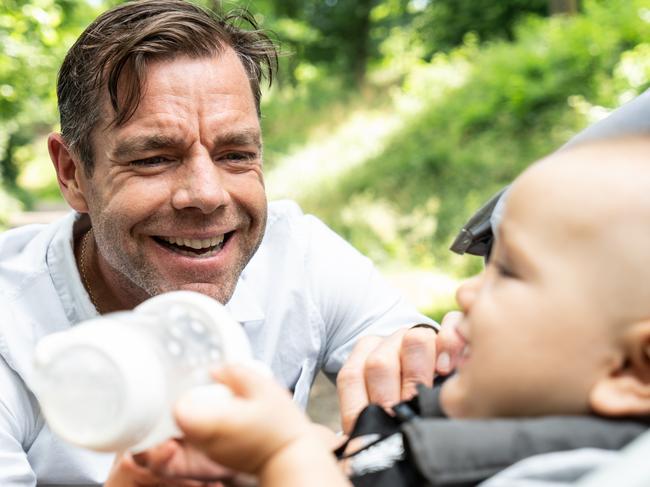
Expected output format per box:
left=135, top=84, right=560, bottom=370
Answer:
left=153, top=233, right=233, bottom=258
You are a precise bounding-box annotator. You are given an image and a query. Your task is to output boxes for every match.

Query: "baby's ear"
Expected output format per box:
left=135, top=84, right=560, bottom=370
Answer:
left=589, top=320, right=650, bottom=417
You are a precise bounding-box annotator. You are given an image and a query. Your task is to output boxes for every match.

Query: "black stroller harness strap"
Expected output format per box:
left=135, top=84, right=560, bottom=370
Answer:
left=336, top=385, right=650, bottom=487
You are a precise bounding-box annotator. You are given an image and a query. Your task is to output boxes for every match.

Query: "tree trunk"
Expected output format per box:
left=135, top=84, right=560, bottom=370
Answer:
left=351, top=0, right=373, bottom=87
left=549, top=0, right=578, bottom=15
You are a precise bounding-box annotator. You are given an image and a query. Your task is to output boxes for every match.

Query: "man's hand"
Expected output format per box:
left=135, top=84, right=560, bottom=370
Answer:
left=105, top=441, right=232, bottom=487
left=336, top=311, right=466, bottom=434
left=104, top=452, right=163, bottom=487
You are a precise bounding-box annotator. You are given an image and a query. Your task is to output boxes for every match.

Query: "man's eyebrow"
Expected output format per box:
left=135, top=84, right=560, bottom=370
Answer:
left=111, top=134, right=183, bottom=159
left=111, top=130, right=262, bottom=160
left=212, top=129, right=262, bottom=151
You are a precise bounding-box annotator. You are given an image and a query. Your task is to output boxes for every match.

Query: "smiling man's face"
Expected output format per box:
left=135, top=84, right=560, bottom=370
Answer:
left=76, top=49, right=267, bottom=306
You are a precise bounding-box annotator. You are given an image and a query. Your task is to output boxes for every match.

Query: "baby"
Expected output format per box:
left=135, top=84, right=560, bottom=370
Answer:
left=440, top=137, right=650, bottom=421
left=132, top=137, right=650, bottom=486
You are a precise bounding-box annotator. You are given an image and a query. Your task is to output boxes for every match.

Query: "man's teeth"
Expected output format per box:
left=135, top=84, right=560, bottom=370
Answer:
left=160, top=235, right=224, bottom=249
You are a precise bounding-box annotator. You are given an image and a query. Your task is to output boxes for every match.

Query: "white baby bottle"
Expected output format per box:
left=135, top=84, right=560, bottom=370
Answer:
left=31, top=291, right=253, bottom=453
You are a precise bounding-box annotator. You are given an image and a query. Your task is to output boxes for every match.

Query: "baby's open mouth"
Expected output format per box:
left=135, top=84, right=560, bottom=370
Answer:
left=454, top=324, right=471, bottom=366
left=153, top=232, right=233, bottom=258
left=457, top=342, right=471, bottom=367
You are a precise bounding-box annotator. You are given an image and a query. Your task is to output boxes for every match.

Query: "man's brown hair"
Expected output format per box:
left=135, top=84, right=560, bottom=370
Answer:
left=57, top=0, right=278, bottom=175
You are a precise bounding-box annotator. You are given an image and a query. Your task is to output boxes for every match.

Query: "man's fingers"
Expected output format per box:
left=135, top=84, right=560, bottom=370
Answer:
left=337, top=335, right=382, bottom=434
left=362, top=331, right=405, bottom=408
left=106, top=452, right=163, bottom=486
left=436, top=311, right=466, bottom=375
left=133, top=440, right=178, bottom=470
left=135, top=437, right=233, bottom=482
left=399, top=326, right=437, bottom=400
left=160, top=480, right=223, bottom=487
left=338, top=324, right=442, bottom=435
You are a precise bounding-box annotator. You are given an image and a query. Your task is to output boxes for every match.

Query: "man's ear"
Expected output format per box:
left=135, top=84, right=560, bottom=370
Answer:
left=590, top=320, right=650, bottom=417
left=48, top=133, right=89, bottom=213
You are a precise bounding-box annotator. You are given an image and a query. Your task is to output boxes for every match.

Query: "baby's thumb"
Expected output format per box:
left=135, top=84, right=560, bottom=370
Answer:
left=212, top=361, right=274, bottom=398
left=174, top=383, right=236, bottom=441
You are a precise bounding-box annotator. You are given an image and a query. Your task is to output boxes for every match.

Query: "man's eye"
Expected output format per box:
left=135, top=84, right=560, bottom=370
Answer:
left=222, top=152, right=256, bottom=162
left=130, top=156, right=172, bottom=166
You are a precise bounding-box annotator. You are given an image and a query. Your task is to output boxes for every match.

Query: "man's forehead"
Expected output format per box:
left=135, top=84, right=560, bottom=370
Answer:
left=98, top=49, right=254, bottom=122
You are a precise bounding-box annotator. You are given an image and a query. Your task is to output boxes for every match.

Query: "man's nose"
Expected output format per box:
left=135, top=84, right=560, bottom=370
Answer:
left=455, top=272, right=483, bottom=313
left=171, top=155, right=230, bottom=214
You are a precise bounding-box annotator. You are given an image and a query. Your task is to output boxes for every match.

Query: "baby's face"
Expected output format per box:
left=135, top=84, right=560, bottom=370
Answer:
left=440, top=158, right=623, bottom=418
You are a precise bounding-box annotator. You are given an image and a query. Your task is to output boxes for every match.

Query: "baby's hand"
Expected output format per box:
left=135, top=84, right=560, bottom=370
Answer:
left=173, top=365, right=314, bottom=476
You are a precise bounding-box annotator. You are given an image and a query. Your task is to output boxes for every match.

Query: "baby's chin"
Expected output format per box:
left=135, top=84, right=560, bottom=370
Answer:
left=439, top=373, right=493, bottom=418
left=439, top=375, right=471, bottom=418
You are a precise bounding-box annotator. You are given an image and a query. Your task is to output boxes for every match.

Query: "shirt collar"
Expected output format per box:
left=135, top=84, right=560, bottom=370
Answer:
left=225, top=271, right=265, bottom=324
left=47, top=211, right=98, bottom=325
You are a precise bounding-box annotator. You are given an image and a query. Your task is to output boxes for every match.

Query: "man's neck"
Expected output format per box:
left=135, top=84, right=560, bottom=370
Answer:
left=74, top=230, right=149, bottom=314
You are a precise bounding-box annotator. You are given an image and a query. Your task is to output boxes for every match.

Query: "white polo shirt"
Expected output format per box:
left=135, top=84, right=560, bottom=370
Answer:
left=0, top=200, right=434, bottom=486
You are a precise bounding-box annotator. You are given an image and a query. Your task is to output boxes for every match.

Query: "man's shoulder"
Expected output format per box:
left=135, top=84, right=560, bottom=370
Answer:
left=0, top=223, right=48, bottom=255
left=268, top=199, right=304, bottom=217
left=245, top=199, right=360, bottom=288
left=261, top=200, right=354, bottom=261
left=267, top=199, right=307, bottom=229
left=0, top=224, right=50, bottom=286
left=0, top=219, right=65, bottom=287
left=0, top=216, right=75, bottom=376
left=265, top=200, right=329, bottom=242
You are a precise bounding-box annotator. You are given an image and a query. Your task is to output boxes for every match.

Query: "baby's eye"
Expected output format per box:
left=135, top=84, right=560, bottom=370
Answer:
left=495, top=261, right=517, bottom=279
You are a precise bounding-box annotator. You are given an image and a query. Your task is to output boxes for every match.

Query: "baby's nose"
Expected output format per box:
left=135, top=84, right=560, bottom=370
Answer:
left=455, top=273, right=483, bottom=313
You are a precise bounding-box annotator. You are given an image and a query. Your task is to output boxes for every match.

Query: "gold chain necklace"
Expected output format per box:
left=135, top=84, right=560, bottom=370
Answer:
left=79, top=229, right=101, bottom=313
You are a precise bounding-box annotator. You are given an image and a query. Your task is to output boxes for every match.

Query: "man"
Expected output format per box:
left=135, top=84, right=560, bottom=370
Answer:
left=0, top=1, right=438, bottom=485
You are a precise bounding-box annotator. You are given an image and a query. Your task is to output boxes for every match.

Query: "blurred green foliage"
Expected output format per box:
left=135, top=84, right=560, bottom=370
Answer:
left=290, top=0, right=650, bottom=276
left=412, top=0, right=549, bottom=54
left=1, top=0, right=649, bottom=306
left=0, top=0, right=101, bottom=215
